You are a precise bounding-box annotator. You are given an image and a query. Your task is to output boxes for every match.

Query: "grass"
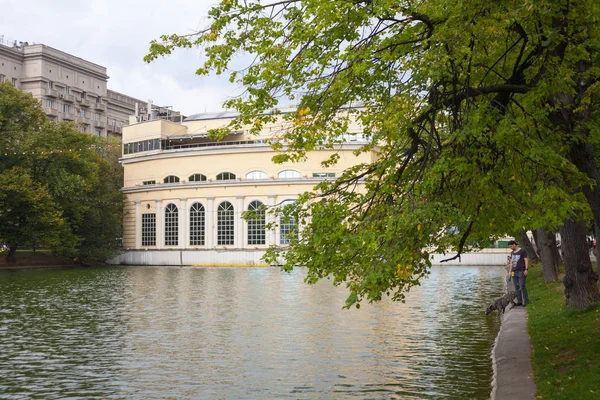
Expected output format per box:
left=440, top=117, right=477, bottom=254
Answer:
left=527, top=264, right=600, bottom=399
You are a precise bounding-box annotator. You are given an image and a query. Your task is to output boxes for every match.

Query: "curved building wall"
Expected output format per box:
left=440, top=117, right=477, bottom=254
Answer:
left=117, top=113, right=373, bottom=265
left=122, top=145, right=371, bottom=187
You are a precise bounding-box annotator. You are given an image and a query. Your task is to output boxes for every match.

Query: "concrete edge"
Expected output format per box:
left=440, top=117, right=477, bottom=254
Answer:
left=491, top=304, right=537, bottom=400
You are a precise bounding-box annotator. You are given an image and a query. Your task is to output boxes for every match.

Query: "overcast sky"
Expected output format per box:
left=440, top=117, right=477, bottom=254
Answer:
left=0, top=0, right=242, bottom=115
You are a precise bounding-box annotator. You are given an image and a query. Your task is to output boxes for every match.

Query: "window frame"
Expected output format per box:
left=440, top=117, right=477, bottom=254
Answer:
left=279, top=200, right=297, bottom=245
left=164, top=203, right=179, bottom=246
left=278, top=170, right=301, bottom=179
left=141, top=213, right=156, bottom=246
left=312, top=172, right=336, bottom=178
left=189, top=202, right=206, bottom=246
left=245, top=171, right=268, bottom=180
left=217, top=201, right=235, bottom=246
left=163, top=175, right=180, bottom=184
left=216, top=172, right=236, bottom=181
left=188, top=173, right=207, bottom=182
left=247, top=200, right=266, bottom=245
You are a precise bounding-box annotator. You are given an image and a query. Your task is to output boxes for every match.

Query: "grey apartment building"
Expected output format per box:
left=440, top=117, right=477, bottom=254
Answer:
left=0, top=38, right=182, bottom=138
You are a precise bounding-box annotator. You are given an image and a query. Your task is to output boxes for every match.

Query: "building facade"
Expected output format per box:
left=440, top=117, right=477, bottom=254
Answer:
left=0, top=38, right=182, bottom=138
left=111, top=111, right=373, bottom=266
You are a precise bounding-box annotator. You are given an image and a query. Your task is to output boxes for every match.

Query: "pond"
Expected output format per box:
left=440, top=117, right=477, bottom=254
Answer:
left=0, top=265, right=505, bottom=399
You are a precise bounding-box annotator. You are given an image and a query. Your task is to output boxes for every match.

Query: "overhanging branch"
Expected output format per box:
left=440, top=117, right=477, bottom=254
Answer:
left=440, top=219, right=475, bottom=263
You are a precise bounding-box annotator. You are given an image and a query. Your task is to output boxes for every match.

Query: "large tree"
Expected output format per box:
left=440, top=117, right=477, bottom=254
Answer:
left=147, top=0, right=600, bottom=308
left=0, top=167, right=66, bottom=263
left=0, top=82, right=123, bottom=264
left=23, top=121, right=124, bottom=263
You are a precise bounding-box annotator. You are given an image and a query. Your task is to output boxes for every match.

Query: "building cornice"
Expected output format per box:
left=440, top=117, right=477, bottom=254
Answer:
left=0, top=44, right=24, bottom=63
left=107, top=89, right=146, bottom=105
left=22, top=52, right=109, bottom=81
left=120, top=142, right=368, bottom=164
left=107, top=99, right=136, bottom=109
left=122, top=178, right=336, bottom=194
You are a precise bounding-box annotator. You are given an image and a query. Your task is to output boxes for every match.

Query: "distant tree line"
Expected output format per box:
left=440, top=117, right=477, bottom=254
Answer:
left=0, top=82, right=123, bottom=265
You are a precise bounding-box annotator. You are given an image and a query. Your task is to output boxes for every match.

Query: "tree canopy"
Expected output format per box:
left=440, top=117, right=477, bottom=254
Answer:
left=147, top=0, right=600, bottom=308
left=0, top=82, right=123, bottom=264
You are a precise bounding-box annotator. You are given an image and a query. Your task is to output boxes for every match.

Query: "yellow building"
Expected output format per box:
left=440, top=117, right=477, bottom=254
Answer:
left=112, top=110, right=373, bottom=266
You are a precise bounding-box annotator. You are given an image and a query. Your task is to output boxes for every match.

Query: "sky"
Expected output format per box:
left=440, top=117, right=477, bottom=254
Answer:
left=0, top=0, right=241, bottom=116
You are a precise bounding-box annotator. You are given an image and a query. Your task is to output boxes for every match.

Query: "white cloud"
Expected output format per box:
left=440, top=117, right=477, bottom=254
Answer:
left=0, top=0, right=233, bottom=115
left=108, top=63, right=244, bottom=115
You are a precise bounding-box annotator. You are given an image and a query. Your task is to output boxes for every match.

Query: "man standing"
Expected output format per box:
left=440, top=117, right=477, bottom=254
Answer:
left=508, top=240, right=529, bottom=306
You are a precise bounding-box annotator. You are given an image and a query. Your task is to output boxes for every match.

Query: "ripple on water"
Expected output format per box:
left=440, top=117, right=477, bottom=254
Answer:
left=0, top=265, right=505, bottom=399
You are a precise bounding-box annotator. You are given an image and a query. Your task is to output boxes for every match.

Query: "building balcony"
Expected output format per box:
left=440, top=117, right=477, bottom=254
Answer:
left=62, top=112, right=76, bottom=121
left=94, top=102, right=107, bottom=112
left=77, top=98, right=91, bottom=107
left=107, top=124, right=122, bottom=133
left=61, top=93, right=75, bottom=103
left=94, top=120, right=106, bottom=129
left=45, top=88, right=58, bottom=98
left=43, top=107, right=58, bottom=117
left=76, top=116, right=91, bottom=125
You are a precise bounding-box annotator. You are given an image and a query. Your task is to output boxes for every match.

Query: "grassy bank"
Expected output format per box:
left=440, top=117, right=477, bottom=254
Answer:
left=527, top=265, right=600, bottom=399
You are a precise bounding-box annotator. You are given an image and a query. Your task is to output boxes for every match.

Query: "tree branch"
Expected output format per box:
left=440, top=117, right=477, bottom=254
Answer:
left=440, top=219, right=476, bottom=263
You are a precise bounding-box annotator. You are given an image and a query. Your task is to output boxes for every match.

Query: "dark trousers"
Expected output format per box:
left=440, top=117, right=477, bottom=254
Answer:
left=513, top=271, right=529, bottom=305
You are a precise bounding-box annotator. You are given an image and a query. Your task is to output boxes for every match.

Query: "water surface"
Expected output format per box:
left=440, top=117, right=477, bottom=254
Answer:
left=0, top=265, right=505, bottom=399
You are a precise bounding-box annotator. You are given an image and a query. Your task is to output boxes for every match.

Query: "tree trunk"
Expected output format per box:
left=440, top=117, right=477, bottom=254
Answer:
left=519, top=229, right=540, bottom=263
left=537, top=227, right=559, bottom=283
left=595, top=222, right=599, bottom=275
left=6, top=244, right=17, bottom=265
left=567, top=114, right=600, bottom=267
left=532, top=229, right=539, bottom=251
left=559, top=219, right=600, bottom=309
left=550, top=234, right=562, bottom=275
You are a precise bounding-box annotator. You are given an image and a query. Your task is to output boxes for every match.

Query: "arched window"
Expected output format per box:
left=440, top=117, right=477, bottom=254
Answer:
left=278, top=170, right=301, bottom=179
left=245, top=171, right=268, bottom=180
left=189, top=173, right=207, bottom=182
left=164, top=175, right=180, bottom=184
left=279, top=200, right=297, bottom=245
left=247, top=200, right=266, bottom=245
left=164, top=203, right=179, bottom=246
left=217, top=201, right=235, bottom=245
left=189, top=202, right=205, bottom=246
left=216, top=172, right=236, bottom=181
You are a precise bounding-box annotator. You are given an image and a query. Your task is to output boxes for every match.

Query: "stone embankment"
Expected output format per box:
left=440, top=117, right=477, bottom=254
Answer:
left=491, top=267, right=536, bottom=400
left=0, top=253, right=77, bottom=270
left=492, top=305, right=536, bottom=399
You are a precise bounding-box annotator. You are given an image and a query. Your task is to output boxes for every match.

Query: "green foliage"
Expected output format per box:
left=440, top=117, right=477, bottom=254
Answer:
left=74, top=137, right=124, bottom=264
left=0, top=81, right=46, bottom=154
left=0, top=167, right=67, bottom=252
left=0, top=82, right=123, bottom=264
left=147, top=0, right=600, bottom=306
left=527, top=265, right=600, bottom=399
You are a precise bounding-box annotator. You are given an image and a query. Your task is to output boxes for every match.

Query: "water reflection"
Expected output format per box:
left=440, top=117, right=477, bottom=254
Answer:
left=0, top=265, right=504, bottom=399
